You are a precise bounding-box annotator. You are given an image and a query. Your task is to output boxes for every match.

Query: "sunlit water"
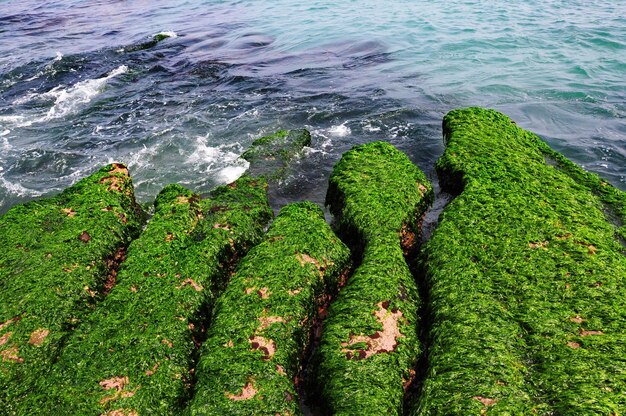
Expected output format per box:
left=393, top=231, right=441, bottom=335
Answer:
left=1, top=0, right=624, bottom=214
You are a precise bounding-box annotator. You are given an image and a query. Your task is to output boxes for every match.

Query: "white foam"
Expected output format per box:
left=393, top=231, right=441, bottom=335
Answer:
left=363, top=122, right=382, bottom=132
left=9, top=66, right=129, bottom=126
left=0, top=115, right=32, bottom=127
left=328, top=123, right=351, bottom=137
left=187, top=137, right=249, bottom=182
left=0, top=175, right=43, bottom=198
left=154, top=31, right=178, bottom=39
left=218, top=165, right=249, bottom=183
left=0, top=129, right=10, bottom=137
left=43, top=65, right=128, bottom=120
left=124, top=143, right=159, bottom=170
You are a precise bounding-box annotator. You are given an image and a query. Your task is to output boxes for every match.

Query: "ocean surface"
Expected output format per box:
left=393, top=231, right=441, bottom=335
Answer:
left=1, top=0, right=625, bottom=215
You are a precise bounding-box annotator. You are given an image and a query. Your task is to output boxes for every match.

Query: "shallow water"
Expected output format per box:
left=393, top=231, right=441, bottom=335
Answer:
left=1, top=0, right=624, bottom=214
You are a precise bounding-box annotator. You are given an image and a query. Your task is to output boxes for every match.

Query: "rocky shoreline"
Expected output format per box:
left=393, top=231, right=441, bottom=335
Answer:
left=1, top=108, right=624, bottom=415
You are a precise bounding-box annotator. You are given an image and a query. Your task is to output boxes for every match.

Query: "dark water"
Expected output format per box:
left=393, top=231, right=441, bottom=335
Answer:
left=1, top=0, right=625, bottom=214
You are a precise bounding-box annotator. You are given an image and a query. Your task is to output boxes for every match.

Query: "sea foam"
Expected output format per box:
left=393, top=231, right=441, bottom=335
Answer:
left=187, top=138, right=249, bottom=183
left=8, top=65, right=129, bottom=126
left=44, top=65, right=128, bottom=120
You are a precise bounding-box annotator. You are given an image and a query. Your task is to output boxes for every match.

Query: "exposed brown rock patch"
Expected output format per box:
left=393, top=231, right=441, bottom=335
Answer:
left=257, top=287, right=271, bottom=299
left=101, top=410, right=138, bottom=416
left=99, top=376, right=137, bottom=405
left=567, top=341, right=581, bottom=349
left=580, top=329, right=604, bottom=336
left=1, top=345, right=23, bottom=363
left=178, top=279, right=203, bottom=291
left=575, top=241, right=598, bottom=255
left=101, top=409, right=139, bottom=416
left=176, top=196, right=190, bottom=205
left=213, top=223, right=231, bottom=231
left=28, top=328, right=50, bottom=346
left=108, top=164, right=129, bottom=176
left=341, top=302, right=404, bottom=360
left=529, top=241, right=548, bottom=250
left=0, top=332, right=12, bottom=346
left=570, top=315, right=584, bottom=324
left=473, top=396, right=498, bottom=407
left=100, top=390, right=136, bottom=405
left=100, top=376, right=129, bottom=392
left=227, top=381, right=257, bottom=401
left=249, top=336, right=276, bottom=360
left=258, top=315, right=285, bottom=331
left=146, top=364, right=159, bottom=376
left=276, top=365, right=286, bottom=376
left=0, top=316, right=19, bottom=332
left=79, top=231, right=92, bottom=243
left=62, top=208, right=77, bottom=217
left=100, top=163, right=129, bottom=192
left=296, top=253, right=320, bottom=268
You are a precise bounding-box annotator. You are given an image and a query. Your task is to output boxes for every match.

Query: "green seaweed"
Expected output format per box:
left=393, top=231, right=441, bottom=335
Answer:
left=414, top=107, right=626, bottom=415
left=124, top=32, right=176, bottom=52
left=11, top=175, right=272, bottom=415
left=186, top=201, right=351, bottom=415
left=314, top=141, right=433, bottom=415
left=241, top=129, right=311, bottom=180
left=0, top=164, right=144, bottom=413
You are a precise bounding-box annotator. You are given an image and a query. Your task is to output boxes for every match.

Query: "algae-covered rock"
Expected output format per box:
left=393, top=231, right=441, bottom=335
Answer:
left=12, top=175, right=272, bottom=415
left=187, top=201, right=350, bottom=415
left=124, top=32, right=176, bottom=52
left=0, top=163, right=143, bottom=412
left=414, top=107, right=626, bottom=415
left=241, top=129, right=311, bottom=180
left=315, top=142, right=433, bottom=415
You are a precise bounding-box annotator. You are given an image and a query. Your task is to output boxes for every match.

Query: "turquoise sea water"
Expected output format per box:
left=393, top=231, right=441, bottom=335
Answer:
left=0, top=0, right=624, bottom=213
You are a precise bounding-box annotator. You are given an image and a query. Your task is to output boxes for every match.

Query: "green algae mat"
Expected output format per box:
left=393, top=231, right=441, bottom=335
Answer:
left=315, top=142, right=433, bottom=415
left=414, top=107, right=626, bottom=415
left=3, top=114, right=626, bottom=416
left=0, top=164, right=144, bottom=411
left=12, top=176, right=272, bottom=415
left=187, top=201, right=350, bottom=415
left=241, top=129, right=311, bottom=180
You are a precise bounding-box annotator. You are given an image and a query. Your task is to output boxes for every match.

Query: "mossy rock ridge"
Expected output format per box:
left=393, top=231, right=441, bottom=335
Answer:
left=11, top=175, right=272, bottom=415
left=186, top=201, right=351, bottom=415
left=413, top=107, right=626, bottom=415
left=315, top=141, right=433, bottom=415
left=0, top=163, right=144, bottom=412
left=241, top=129, right=311, bottom=180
